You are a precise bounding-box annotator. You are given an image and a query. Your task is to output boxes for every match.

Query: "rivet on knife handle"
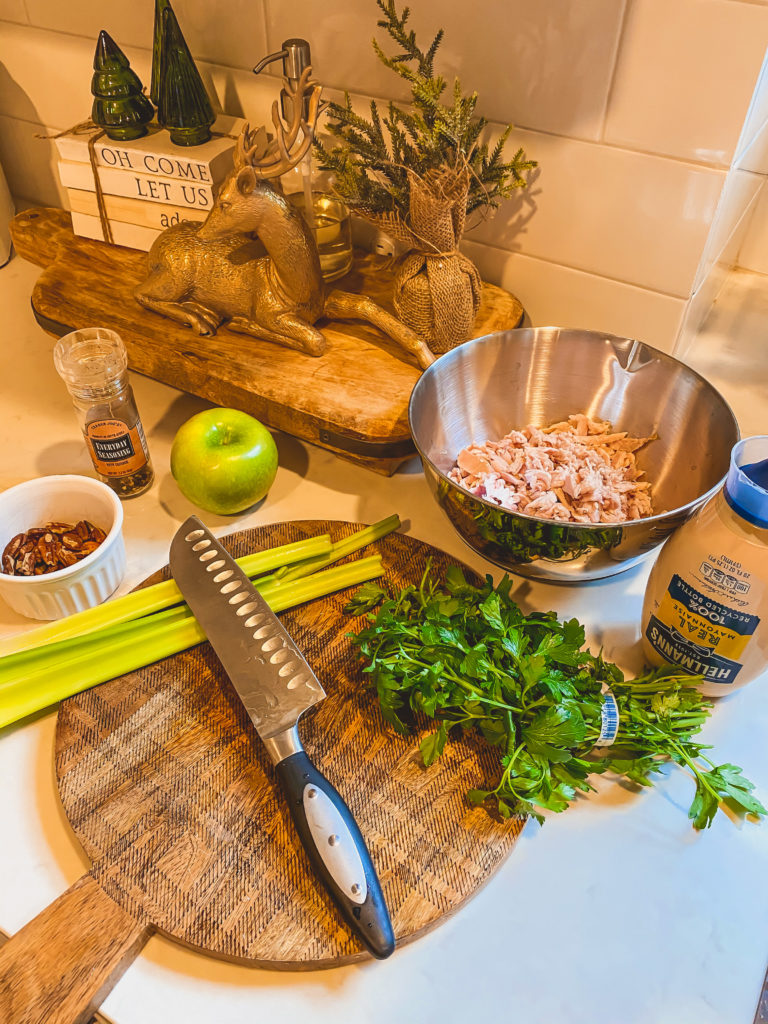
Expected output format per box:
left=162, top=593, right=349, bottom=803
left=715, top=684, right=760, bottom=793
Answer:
left=169, top=516, right=395, bottom=959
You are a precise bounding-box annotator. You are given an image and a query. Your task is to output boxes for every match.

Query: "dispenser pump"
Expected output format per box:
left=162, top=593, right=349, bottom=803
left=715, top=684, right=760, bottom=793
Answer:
left=253, top=38, right=313, bottom=119
left=251, top=37, right=354, bottom=282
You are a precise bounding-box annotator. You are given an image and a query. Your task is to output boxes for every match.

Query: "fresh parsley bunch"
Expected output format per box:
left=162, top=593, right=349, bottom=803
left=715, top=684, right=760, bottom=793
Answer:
left=346, top=565, right=765, bottom=830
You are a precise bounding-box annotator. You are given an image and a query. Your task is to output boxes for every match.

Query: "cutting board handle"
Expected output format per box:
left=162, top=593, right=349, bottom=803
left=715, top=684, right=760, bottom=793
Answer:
left=0, top=872, right=150, bottom=1024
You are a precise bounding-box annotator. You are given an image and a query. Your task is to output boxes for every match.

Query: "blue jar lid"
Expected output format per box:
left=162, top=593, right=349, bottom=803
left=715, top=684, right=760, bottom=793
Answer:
left=724, top=436, right=768, bottom=529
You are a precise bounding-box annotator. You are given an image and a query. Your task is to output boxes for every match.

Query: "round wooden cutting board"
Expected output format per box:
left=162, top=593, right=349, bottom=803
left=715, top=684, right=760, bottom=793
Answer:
left=0, top=522, right=523, bottom=1023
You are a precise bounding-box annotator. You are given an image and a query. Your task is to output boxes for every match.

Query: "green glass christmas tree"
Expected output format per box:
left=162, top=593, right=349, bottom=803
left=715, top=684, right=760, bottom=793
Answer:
left=91, top=30, right=154, bottom=142
left=157, top=5, right=215, bottom=147
left=150, top=0, right=171, bottom=106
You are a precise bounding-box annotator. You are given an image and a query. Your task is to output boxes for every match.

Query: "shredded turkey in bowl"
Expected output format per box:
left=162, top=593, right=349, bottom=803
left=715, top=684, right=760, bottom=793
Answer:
left=447, top=414, right=655, bottom=524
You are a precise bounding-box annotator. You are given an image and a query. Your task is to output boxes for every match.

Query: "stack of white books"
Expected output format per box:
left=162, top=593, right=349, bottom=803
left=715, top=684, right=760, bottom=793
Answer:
left=54, top=115, right=244, bottom=251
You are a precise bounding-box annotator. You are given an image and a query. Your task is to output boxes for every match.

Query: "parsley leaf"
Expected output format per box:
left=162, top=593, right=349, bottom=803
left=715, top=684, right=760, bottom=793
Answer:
left=343, top=581, right=388, bottom=615
left=420, top=722, right=448, bottom=766
left=523, top=705, right=587, bottom=749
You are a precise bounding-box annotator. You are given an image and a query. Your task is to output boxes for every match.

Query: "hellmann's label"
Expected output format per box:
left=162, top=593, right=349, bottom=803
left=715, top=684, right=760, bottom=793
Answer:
left=645, top=573, right=760, bottom=685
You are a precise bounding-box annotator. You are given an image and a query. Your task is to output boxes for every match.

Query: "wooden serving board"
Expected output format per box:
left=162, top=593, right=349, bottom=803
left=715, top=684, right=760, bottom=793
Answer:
left=0, top=521, right=523, bottom=1024
left=10, top=208, right=524, bottom=475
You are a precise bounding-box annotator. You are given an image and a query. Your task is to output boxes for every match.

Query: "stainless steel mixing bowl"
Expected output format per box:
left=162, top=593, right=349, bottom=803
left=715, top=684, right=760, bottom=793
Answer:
left=408, top=327, right=739, bottom=582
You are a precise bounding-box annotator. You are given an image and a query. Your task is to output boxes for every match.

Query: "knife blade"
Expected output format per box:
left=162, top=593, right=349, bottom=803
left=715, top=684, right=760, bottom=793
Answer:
left=169, top=516, right=394, bottom=959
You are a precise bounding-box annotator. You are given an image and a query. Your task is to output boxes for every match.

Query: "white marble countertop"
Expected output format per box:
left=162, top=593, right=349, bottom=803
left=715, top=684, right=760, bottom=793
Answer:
left=0, top=255, right=766, bottom=1024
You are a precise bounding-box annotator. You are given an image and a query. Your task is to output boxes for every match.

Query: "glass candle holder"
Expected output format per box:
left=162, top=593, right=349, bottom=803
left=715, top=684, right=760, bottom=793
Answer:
left=288, top=190, right=353, bottom=282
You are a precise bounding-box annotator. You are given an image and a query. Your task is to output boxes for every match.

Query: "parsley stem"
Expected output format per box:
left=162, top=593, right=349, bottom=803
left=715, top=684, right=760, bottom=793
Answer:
left=647, top=726, right=723, bottom=806
left=493, top=744, right=527, bottom=797
left=383, top=652, right=524, bottom=713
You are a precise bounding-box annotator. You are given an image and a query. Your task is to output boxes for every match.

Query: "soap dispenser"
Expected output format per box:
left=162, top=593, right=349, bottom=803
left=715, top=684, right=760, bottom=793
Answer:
left=253, top=39, right=353, bottom=281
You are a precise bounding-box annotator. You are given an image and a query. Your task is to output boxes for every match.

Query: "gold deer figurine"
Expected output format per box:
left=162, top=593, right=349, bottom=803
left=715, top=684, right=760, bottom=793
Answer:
left=134, top=69, right=434, bottom=370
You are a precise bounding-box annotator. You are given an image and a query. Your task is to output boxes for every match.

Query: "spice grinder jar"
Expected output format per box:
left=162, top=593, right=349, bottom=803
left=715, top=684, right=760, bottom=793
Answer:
left=54, top=327, right=154, bottom=498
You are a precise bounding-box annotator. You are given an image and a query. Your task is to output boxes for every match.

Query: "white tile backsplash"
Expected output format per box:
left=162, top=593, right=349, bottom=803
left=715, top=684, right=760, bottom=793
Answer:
left=738, top=115, right=768, bottom=174
left=0, top=115, right=64, bottom=207
left=0, top=23, right=281, bottom=132
left=605, top=0, right=768, bottom=165
left=21, top=0, right=268, bottom=73
left=462, top=238, right=687, bottom=352
left=21, top=0, right=153, bottom=48
left=734, top=50, right=768, bottom=163
left=1, top=0, right=767, bottom=354
left=675, top=182, right=765, bottom=355
left=737, top=181, right=768, bottom=273
left=202, top=61, right=288, bottom=125
left=466, top=131, right=726, bottom=296
left=266, top=0, right=628, bottom=140
left=673, top=259, right=732, bottom=360
left=0, top=0, right=27, bottom=24
left=693, top=165, right=763, bottom=290
left=0, top=24, right=144, bottom=129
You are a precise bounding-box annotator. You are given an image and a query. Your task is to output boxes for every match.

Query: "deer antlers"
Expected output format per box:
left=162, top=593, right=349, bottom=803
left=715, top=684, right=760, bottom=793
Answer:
left=236, top=67, right=324, bottom=193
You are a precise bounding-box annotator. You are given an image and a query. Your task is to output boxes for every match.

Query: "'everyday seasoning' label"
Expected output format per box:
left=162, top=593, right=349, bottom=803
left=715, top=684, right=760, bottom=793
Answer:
left=85, top=418, right=149, bottom=477
left=645, top=573, right=760, bottom=685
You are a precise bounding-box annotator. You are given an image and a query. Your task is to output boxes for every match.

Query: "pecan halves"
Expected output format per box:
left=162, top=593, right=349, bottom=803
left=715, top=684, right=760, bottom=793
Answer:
left=37, top=533, right=59, bottom=567
left=17, top=549, right=36, bottom=575
left=0, top=520, right=108, bottom=576
left=1, top=533, right=24, bottom=574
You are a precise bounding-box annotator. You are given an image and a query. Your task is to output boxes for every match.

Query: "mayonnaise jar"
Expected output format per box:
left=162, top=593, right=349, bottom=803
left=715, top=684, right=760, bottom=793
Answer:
left=641, top=436, right=768, bottom=697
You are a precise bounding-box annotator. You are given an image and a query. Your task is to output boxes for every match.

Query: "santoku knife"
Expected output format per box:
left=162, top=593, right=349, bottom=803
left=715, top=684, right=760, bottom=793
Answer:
left=169, top=516, right=395, bottom=959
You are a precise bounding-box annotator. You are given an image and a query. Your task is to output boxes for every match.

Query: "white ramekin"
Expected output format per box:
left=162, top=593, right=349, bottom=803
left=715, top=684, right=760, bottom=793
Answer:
left=0, top=475, right=126, bottom=620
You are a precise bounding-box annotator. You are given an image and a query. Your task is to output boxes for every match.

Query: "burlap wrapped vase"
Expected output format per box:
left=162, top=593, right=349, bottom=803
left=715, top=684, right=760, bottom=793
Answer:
left=373, top=167, right=483, bottom=354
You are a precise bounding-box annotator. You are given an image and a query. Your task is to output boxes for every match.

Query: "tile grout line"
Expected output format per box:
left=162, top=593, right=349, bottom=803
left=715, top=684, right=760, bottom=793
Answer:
left=731, top=179, right=768, bottom=270
left=460, top=237, right=692, bottom=301
left=0, top=18, right=153, bottom=48
left=0, top=101, right=733, bottom=178
left=597, top=0, right=632, bottom=143
left=506, top=119, right=731, bottom=173
left=698, top=177, right=766, bottom=289
left=0, top=19, right=735, bottom=173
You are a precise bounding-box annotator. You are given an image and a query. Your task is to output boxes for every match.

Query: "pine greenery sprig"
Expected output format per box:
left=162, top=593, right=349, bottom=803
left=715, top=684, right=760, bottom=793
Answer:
left=315, top=0, right=537, bottom=220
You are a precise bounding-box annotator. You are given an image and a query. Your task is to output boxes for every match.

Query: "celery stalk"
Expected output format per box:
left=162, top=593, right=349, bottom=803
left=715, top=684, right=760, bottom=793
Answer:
left=1, top=555, right=385, bottom=695
left=278, top=514, right=401, bottom=583
left=0, top=555, right=383, bottom=729
left=0, top=532, right=333, bottom=658
left=0, top=605, right=192, bottom=686
left=225, top=515, right=401, bottom=590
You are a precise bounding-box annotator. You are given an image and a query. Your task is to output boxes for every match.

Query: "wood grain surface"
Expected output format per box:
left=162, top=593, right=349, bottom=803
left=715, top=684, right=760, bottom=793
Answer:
left=53, top=521, right=524, bottom=970
left=10, top=208, right=525, bottom=474
left=0, top=875, right=148, bottom=1024
left=0, top=925, right=113, bottom=1024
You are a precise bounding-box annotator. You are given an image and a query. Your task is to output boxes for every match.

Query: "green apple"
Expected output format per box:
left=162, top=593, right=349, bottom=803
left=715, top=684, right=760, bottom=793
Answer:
left=171, top=408, right=278, bottom=515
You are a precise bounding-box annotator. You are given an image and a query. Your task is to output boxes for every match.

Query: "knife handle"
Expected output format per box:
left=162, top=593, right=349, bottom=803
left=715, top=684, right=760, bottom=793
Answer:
left=275, top=750, right=395, bottom=960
